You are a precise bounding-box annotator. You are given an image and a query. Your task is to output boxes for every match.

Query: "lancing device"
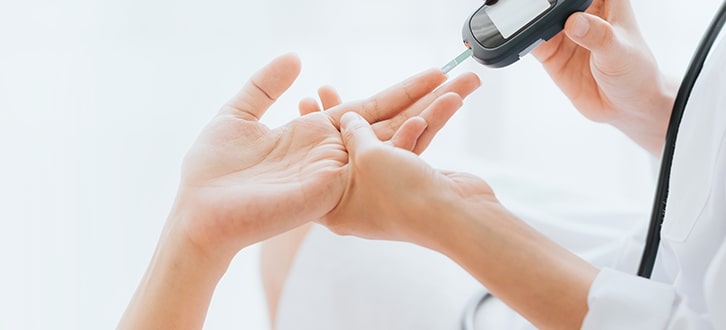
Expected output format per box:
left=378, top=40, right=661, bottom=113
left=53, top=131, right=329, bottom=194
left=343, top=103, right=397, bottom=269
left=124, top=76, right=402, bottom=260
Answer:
left=443, top=0, right=592, bottom=72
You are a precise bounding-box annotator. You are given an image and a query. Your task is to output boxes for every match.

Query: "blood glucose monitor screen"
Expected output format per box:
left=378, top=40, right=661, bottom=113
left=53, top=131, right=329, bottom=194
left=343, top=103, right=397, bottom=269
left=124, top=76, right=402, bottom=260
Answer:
left=471, top=0, right=553, bottom=47
left=488, top=0, right=551, bottom=38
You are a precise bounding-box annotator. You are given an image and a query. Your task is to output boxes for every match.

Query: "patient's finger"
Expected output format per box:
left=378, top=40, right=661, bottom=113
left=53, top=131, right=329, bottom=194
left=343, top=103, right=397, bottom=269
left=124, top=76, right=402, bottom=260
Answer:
left=318, top=86, right=342, bottom=110
left=222, top=53, right=302, bottom=121
left=299, top=97, right=322, bottom=115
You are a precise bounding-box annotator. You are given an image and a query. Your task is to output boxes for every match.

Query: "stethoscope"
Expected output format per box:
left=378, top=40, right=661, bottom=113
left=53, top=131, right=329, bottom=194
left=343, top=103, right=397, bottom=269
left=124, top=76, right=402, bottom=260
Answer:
left=462, top=2, right=726, bottom=329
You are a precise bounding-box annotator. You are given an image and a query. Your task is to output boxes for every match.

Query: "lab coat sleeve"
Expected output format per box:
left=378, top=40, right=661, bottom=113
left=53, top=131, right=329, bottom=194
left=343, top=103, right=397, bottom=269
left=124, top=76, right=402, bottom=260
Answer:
left=705, top=239, right=726, bottom=329
left=581, top=266, right=722, bottom=330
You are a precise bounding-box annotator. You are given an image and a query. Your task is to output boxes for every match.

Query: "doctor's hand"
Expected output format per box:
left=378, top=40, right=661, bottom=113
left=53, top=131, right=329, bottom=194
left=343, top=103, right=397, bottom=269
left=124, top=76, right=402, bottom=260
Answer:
left=532, top=0, right=678, bottom=155
left=323, top=112, right=599, bottom=330
left=320, top=111, right=498, bottom=244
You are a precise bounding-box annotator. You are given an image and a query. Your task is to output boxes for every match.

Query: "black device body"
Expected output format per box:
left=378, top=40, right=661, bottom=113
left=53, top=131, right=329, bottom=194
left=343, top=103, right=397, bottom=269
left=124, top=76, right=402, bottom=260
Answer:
left=462, top=0, right=593, bottom=68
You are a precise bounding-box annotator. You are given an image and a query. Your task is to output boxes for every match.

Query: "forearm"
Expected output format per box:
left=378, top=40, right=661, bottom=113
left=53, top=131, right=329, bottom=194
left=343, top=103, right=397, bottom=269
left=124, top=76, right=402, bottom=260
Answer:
left=422, top=201, right=598, bottom=329
left=118, top=220, right=232, bottom=330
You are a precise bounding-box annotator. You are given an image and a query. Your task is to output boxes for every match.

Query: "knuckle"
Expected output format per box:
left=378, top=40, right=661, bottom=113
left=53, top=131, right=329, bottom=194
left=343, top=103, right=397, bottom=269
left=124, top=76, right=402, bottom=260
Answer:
left=362, top=98, right=381, bottom=118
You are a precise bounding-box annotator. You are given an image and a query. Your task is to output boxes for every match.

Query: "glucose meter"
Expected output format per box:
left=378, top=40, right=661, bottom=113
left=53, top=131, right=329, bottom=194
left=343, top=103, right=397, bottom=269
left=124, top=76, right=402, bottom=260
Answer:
left=462, top=0, right=592, bottom=68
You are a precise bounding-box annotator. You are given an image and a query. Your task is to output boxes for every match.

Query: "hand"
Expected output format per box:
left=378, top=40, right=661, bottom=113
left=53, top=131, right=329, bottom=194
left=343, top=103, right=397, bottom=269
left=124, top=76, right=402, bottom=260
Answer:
left=172, top=53, right=480, bottom=260
left=119, top=53, right=479, bottom=330
left=322, top=112, right=599, bottom=330
left=298, top=76, right=480, bottom=155
left=320, top=111, right=498, bottom=245
left=532, top=0, right=678, bottom=155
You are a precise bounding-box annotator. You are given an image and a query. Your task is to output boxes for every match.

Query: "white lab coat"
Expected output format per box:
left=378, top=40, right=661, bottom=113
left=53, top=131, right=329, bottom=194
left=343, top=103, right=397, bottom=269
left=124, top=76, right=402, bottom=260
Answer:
left=582, top=32, right=726, bottom=329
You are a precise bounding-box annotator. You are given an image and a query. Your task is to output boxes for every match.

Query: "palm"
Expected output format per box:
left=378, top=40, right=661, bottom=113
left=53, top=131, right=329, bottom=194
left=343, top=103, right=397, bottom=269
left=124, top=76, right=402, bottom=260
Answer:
left=179, top=112, right=347, bottom=251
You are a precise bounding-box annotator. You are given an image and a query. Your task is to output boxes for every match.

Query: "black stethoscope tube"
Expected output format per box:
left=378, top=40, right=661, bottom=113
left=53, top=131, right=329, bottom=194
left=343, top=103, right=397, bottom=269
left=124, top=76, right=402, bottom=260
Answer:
left=463, top=2, right=726, bottom=328
left=638, top=0, right=726, bottom=278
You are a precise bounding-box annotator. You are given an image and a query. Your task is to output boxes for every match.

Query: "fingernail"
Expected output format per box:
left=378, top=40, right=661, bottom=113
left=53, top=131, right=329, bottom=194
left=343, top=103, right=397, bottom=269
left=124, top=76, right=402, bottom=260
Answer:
left=571, top=15, right=590, bottom=38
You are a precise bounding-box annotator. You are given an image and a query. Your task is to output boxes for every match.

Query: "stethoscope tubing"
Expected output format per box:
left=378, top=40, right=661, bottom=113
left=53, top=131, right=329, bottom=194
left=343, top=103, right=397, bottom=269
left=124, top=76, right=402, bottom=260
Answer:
left=638, top=0, right=726, bottom=278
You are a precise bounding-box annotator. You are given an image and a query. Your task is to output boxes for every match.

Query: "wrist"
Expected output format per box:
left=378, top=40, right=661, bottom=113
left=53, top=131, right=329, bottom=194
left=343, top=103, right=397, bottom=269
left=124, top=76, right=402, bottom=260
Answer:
left=406, top=188, right=507, bottom=255
left=162, top=205, right=237, bottom=276
left=118, top=214, right=232, bottom=330
left=157, top=216, right=233, bottom=283
left=610, top=73, right=678, bottom=156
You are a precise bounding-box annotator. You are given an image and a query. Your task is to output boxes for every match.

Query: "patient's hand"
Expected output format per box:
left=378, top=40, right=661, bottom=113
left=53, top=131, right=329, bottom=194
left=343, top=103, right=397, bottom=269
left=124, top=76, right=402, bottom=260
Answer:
left=532, top=0, right=677, bottom=155
left=171, top=54, right=479, bottom=261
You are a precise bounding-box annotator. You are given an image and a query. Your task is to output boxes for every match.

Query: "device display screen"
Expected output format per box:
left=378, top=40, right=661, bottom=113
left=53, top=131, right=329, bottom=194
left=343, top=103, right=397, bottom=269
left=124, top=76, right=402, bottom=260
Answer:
left=471, top=0, right=555, bottom=48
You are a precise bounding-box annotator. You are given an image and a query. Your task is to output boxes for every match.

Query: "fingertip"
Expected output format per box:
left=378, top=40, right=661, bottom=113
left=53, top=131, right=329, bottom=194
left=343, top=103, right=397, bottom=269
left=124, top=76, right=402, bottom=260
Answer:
left=275, top=52, right=302, bottom=73
left=566, top=13, right=591, bottom=39
left=441, top=92, right=464, bottom=108
left=421, top=68, right=448, bottom=84
left=443, top=72, right=482, bottom=99
left=464, top=72, right=482, bottom=89
left=403, top=116, right=429, bottom=135
left=224, top=53, right=302, bottom=119
left=409, top=115, right=428, bottom=127
left=391, top=116, right=428, bottom=151
left=298, top=97, right=321, bottom=115
left=341, top=111, right=380, bottom=153
left=261, top=52, right=302, bottom=85
left=318, top=85, right=342, bottom=110
left=564, top=13, right=614, bottom=54
left=340, top=111, right=367, bottom=130
left=318, top=85, right=337, bottom=94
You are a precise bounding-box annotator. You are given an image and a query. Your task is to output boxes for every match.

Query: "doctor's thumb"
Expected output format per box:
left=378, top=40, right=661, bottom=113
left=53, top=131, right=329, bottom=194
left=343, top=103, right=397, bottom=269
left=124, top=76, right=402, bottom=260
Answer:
left=564, top=13, right=623, bottom=62
left=340, top=112, right=381, bottom=157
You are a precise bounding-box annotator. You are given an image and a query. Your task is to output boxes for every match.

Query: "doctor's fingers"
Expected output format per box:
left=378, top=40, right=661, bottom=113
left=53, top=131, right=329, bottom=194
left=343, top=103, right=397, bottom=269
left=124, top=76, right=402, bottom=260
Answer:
left=584, top=0, right=639, bottom=28
left=221, top=53, right=302, bottom=121
left=563, top=11, right=648, bottom=72
left=340, top=112, right=383, bottom=157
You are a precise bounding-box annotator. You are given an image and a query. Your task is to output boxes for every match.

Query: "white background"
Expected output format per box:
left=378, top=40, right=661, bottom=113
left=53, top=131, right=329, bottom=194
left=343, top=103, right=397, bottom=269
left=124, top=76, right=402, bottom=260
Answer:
left=0, top=0, right=721, bottom=329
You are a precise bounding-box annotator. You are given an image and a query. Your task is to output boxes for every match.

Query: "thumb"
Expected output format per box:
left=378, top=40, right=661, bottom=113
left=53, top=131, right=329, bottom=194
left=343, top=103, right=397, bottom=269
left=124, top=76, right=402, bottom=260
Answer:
left=222, top=53, right=302, bottom=120
left=564, top=13, right=629, bottom=70
left=340, top=112, right=382, bottom=158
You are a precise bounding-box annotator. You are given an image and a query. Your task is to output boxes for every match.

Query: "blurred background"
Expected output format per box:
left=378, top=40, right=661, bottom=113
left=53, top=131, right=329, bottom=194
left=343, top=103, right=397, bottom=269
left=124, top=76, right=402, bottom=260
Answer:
left=0, top=0, right=720, bottom=328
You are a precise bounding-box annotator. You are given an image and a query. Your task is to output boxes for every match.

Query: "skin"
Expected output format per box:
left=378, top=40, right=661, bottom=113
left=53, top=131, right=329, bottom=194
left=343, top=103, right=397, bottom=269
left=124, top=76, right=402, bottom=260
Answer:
left=121, top=0, right=680, bottom=327
left=531, top=0, right=678, bottom=156
left=117, top=53, right=481, bottom=330
left=263, top=0, right=678, bottom=328
left=261, top=70, right=481, bottom=329
left=332, top=112, right=598, bottom=329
